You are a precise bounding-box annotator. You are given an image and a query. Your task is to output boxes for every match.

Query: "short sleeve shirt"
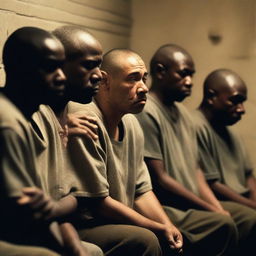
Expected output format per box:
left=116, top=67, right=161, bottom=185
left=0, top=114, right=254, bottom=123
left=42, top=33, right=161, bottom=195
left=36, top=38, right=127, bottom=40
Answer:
left=136, top=94, right=199, bottom=195
left=193, top=109, right=251, bottom=195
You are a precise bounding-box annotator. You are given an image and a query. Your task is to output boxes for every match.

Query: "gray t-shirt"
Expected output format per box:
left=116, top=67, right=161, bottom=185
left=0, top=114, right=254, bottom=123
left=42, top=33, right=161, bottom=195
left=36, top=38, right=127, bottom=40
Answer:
left=66, top=101, right=152, bottom=221
left=136, top=94, right=199, bottom=195
left=32, top=105, right=74, bottom=200
left=193, top=109, right=252, bottom=195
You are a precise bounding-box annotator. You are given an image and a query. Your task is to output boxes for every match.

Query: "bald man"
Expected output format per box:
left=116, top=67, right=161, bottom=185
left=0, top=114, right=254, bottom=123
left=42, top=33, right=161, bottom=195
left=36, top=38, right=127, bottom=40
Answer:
left=136, top=44, right=238, bottom=256
left=66, top=48, right=184, bottom=256
left=31, top=25, right=104, bottom=256
left=194, top=69, right=256, bottom=255
left=0, top=26, right=76, bottom=255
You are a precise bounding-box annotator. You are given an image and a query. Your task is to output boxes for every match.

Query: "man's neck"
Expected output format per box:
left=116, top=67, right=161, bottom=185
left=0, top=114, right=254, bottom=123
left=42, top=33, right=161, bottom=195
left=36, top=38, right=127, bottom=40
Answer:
left=150, top=88, right=175, bottom=107
left=199, top=104, right=225, bottom=132
left=95, top=98, right=123, bottom=141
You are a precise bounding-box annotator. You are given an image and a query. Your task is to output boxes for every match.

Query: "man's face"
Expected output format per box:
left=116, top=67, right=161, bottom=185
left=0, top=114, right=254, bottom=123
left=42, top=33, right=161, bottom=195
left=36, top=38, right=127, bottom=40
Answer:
left=212, top=78, right=247, bottom=126
left=32, top=37, right=66, bottom=106
left=109, top=54, right=148, bottom=115
left=63, top=42, right=103, bottom=104
left=162, top=52, right=195, bottom=103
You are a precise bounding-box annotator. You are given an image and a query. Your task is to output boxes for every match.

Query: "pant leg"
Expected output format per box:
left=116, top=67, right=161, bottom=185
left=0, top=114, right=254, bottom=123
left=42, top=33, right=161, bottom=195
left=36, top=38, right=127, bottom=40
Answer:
left=163, top=206, right=238, bottom=256
left=0, top=241, right=60, bottom=256
left=221, top=201, right=256, bottom=256
left=81, top=241, right=104, bottom=256
left=78, top=224, right=162, bottom=256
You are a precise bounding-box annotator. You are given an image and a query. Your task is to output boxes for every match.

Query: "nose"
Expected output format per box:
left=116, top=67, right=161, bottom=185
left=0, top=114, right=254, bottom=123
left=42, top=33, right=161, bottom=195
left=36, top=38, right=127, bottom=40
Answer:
left=184, top=76, right=193, bottom=88
left=57, top=68, right=66, bottom=81
left=236, top=103, right=245, bottom=115
left=137, top=81, right=149, bottom=94
left=91, top=67, right=102, bottom=85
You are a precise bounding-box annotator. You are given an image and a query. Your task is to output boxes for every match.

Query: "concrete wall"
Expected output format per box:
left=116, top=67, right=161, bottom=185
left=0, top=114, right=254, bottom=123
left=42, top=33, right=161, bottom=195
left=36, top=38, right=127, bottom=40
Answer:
left=131, top=0, right=256, bottom=169
left=0, top=0, right=132, bottom=85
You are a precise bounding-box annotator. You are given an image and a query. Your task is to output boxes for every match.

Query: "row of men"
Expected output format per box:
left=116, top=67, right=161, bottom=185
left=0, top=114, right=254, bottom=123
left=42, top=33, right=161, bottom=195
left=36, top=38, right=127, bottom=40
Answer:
left=0, top=25, right=256, bottom=256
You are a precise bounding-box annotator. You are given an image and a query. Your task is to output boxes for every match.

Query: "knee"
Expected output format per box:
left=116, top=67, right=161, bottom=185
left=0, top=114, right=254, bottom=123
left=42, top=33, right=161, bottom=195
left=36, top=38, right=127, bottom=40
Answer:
left=81, top=241, right=104, bottom=256
left=123, top=226, right=162, bottom=256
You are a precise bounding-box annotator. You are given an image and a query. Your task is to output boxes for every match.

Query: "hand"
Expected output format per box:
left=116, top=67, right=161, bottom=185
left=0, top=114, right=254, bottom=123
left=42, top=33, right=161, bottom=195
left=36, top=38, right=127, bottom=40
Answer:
left=17, top=187, right=59, bottom=221
left=214, top=208, right=231, bottom=217
left=163, top=224, right=183, bottom=254
left=67, top=112, right=98, bottom=140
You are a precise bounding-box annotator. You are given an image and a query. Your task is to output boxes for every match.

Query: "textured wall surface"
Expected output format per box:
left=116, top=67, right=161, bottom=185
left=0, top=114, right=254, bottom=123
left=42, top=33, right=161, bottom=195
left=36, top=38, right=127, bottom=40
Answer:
left=131, top=0, right=256, bottom=170
left=0, top=0, right=132, bottom=85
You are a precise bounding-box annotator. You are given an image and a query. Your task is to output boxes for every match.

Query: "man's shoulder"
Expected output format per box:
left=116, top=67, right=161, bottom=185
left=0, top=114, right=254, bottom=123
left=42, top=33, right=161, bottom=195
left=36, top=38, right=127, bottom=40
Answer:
left=67, top=101, right=99, bottom=117
left=0, top=93, right=27, bottom=130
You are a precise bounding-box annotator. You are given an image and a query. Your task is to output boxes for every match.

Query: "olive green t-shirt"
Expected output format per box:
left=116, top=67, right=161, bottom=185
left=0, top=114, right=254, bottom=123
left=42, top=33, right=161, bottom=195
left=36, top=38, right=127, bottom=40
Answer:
left=136, top=94, right=199, bottom=195
left=193, top=109, right=251, bottom=195
left=32, top=105, right=75, bottom=200
left=0, top=93, right=43, bottom=242
left=66, top=101, right=152, bottom=221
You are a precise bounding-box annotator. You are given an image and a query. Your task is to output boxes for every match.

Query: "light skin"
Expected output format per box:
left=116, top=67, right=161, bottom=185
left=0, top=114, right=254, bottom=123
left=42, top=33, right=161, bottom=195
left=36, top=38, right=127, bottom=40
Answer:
left=91, top=49, right=183, bottom=253
left=147, top=45, right=230, bottom=216
left=199, top=69, right=256, bottom=209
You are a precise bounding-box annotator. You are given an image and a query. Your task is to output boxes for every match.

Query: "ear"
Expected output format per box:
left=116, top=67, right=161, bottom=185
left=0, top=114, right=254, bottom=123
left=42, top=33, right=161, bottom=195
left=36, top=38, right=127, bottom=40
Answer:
left=206, top=88, right=217, bottom=105
left=100, top=70, right=110, bottom=90
left=155, top=63, right=166, bottom=80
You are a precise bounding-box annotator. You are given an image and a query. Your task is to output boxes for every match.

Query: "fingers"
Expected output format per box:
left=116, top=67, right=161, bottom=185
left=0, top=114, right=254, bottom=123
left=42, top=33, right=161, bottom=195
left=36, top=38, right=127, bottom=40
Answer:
left=17, top=187, right=56, bottom=220
left=68, top=127, right=98, bottom=140
left=67, top=113, right=98, bottom=140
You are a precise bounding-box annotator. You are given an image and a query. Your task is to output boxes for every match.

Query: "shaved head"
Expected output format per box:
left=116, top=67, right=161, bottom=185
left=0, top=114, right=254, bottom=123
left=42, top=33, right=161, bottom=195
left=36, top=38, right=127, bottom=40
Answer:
left=201, top=69, right=247, bottom=126
left=150, top=44, right=194, bottom=77
left=53, top=25, right=102, bottom=61
left=203, top=69, right=246, bottom=97
left=101, top=48, right=144, bottom=75
left=3, top=26, right=61, bottom=74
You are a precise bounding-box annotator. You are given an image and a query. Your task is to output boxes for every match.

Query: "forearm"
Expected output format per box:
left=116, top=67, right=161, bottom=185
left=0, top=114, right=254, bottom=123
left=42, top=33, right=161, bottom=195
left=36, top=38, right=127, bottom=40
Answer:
left=158, top=172, right=217, bottom=211
left=196, top=170, right=224, bottom=211
left=246, top=174, right=256, bottom=201
left=96, top=196, right=165, bottom=235
left=134, top=191, right=173, bottom=227
left=53, top=195, right=78, bottom=219
left=211, top=181, right=256, bottom=208
left=145, top=158, right=215, bottom=211
left=59, top=222, right=89, bottom=256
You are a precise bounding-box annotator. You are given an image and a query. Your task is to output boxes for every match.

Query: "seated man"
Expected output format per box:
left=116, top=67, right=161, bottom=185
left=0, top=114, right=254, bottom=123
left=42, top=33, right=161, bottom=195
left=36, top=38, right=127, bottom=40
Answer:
left=66, top=49, right=183, bottom=256
left=194, top=68, right=256, bottom=254
left=0, top=26, right=87, bottom=256
left=135, top=44, right=243, bottom=256
left=31, top=25, right=104, bottom=256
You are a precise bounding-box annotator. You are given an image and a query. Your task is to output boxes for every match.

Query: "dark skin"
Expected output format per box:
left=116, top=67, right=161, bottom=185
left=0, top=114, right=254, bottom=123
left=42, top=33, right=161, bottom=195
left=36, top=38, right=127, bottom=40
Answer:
left=147, top=45, right=230, bottom=216
left=52, top=27, right=103, bottom=141
left=1, top=27, right=86, bottom=255
left=199, top=69, right=256, bottom=209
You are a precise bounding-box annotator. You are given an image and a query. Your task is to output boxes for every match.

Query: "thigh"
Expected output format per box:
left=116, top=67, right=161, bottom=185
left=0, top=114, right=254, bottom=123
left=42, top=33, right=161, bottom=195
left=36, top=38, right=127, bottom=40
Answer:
left=78, top=224, right=162, bottom=256
left=221, top=200, right=256, bottom=250
left=164, top=206, right=238, bottom=256
left=0, top=241, right=60, bottom=256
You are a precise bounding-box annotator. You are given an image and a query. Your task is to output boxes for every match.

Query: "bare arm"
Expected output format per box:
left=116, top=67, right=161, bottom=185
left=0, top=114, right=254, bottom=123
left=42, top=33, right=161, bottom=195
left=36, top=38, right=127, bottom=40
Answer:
left=247, top=174, right=256, bottom=202
left=196, top=170, right=230, bottom=215
left=17, top=187, right=78, bottom=220
left=60, top=222, right=90, bottom=256
left=135, top=191, right=183, bottom=252
left=93, top=195, right=182, bottom=253
left=209, top=180, right=256, bottom=209
left=145, top=158, right=226, bottom=213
